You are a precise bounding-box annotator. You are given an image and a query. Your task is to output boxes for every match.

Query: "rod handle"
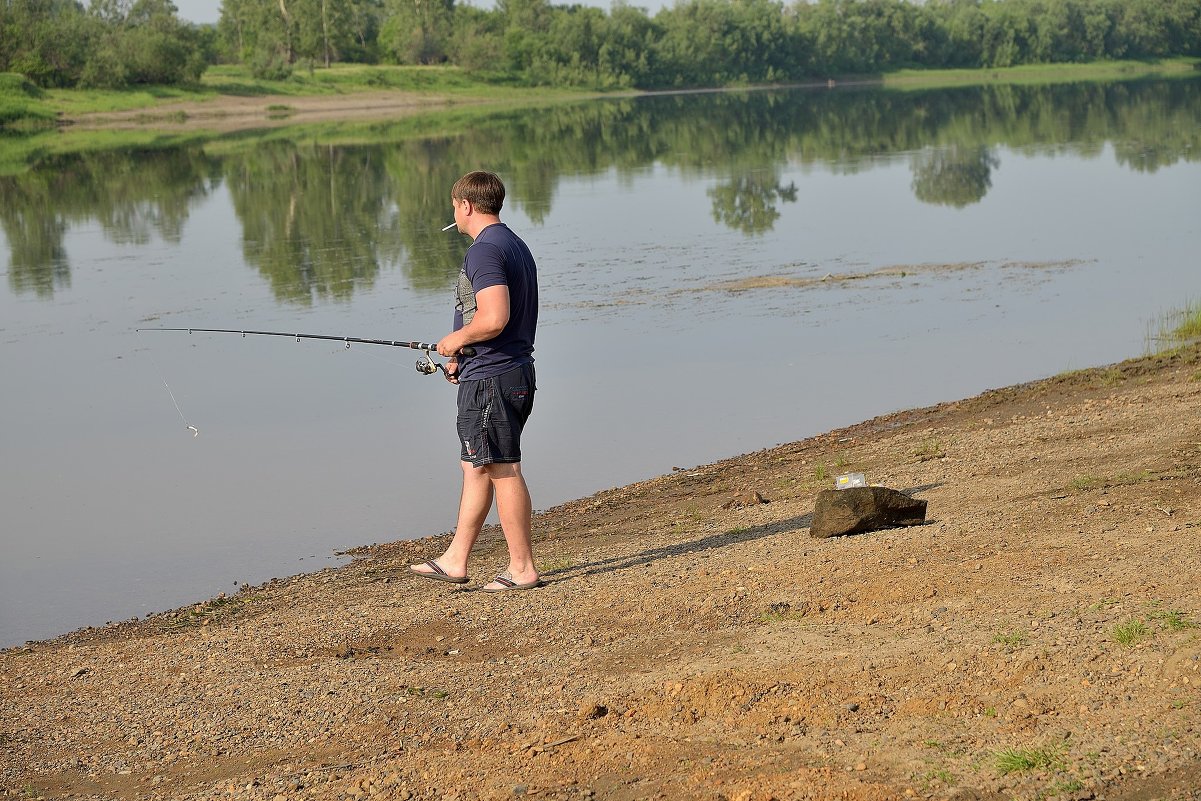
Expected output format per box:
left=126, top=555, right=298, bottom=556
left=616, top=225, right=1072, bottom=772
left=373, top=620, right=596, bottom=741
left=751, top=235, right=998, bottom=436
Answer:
left=459, top=347, right=477, bottom=357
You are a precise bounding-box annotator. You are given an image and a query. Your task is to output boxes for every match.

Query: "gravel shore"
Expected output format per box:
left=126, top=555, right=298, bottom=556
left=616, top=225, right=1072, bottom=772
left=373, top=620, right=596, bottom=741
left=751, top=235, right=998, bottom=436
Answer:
left=3, top=346, right=1200, bottom=801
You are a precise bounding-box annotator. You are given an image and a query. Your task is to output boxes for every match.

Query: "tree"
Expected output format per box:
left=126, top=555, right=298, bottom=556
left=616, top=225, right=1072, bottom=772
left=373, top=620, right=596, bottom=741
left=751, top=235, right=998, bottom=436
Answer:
left=381, top=0, right=454, bottom=64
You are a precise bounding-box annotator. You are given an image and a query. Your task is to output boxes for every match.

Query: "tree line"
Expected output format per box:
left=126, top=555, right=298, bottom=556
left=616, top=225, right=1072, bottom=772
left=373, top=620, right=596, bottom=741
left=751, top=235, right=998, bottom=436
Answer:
left=1, top=0, right=1199, bottom=90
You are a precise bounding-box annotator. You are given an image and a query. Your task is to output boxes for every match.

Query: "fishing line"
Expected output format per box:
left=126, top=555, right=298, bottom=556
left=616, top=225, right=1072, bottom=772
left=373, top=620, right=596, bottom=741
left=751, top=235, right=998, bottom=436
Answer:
left=135, top=331, right=199, bottom=437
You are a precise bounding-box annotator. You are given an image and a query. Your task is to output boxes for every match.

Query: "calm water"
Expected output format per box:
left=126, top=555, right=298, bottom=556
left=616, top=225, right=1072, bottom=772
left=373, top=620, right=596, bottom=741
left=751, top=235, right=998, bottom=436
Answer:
left=2, top=79, right=1199, bottom=646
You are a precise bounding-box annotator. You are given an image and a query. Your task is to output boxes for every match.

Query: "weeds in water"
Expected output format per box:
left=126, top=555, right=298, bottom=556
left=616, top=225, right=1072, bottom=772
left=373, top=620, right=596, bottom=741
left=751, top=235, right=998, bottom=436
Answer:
left=995, top=743, right=1065, bottom=775
left=1112, top=618, right=1150, bottom=646
left=1148, top=299, right=1201, bottom=353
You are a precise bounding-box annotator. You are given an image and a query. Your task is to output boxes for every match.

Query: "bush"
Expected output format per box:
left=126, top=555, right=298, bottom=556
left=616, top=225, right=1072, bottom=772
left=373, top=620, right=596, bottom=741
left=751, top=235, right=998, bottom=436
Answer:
left=250, top=46, right=293, bottom=80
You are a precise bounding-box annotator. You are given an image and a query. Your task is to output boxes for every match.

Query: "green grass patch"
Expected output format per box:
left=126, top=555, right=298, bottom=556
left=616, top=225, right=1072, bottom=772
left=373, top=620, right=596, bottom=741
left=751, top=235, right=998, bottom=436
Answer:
left=994, top=743, right=1065, bottom=775
left=537, top=555, right=577, bottom=573
left=1044, top=779, right=1085, bottom=797
left=1069, top=470, right=1153, bottom=493
left=885, top=57, right=1201, bottom=90
left=1147, top=609, right=1196, bottom=631
left=759, top=601, right=808, bottom=622
left=156, top=592, right=258, bottom=632
left=1112, top=618, right=1150, bottom=646
left=0, top=72, right=57, bottom=129
left=992, top=630, right=1027, bottom=647
left=1069, top=474, right=1101, bottom=492
left=29, top=63, right=596, bottom=121
left=1148, top=299, right=1201, bottom=354
left=913, top=439, right=945, bottom=461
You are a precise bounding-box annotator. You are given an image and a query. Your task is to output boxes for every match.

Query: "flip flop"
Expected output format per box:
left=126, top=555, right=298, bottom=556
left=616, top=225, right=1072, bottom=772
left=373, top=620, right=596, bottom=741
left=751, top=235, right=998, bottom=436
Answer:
left=481, top=570, right=544, bottom=593
left=409, top=560, right=469, bottom=585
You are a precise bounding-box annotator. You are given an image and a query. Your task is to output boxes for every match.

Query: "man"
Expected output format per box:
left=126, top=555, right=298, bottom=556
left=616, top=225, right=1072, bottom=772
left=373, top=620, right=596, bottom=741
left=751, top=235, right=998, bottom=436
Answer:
left=410, top=171, right=542, bottom=592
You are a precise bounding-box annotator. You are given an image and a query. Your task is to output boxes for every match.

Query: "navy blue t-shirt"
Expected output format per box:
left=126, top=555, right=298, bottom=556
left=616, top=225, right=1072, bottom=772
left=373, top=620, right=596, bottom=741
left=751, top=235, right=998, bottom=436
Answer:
left=453, top=223, right=538, bottom=381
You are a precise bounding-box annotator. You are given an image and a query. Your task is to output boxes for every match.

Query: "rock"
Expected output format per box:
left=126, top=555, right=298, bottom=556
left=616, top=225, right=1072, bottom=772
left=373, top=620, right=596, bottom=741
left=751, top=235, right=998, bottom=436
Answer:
left=722, top=491, right=769, bottom=509
left=579, top=702, right=608, bottom=720
left=810, top=487, right=927, bottom=538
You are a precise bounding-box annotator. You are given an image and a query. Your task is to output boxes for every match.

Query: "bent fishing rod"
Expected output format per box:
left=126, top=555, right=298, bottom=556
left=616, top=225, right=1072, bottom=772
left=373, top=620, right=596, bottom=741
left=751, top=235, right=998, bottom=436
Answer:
left=135, top=327, right=475, bottom=376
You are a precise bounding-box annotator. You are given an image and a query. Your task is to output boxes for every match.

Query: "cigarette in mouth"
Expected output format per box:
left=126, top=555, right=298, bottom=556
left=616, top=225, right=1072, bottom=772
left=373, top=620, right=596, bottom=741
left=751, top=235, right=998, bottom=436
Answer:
left=441, top=222, right=456, bottom=232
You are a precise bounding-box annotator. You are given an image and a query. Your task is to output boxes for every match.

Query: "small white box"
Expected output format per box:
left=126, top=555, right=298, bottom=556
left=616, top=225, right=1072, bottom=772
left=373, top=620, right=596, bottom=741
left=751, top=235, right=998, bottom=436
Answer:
left=835, top=472, right=867, bottom=489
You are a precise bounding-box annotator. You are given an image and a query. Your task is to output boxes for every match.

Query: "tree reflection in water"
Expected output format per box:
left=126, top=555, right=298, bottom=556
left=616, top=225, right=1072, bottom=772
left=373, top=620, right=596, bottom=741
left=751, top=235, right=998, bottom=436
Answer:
left=2, top=77, right=1198, bottom=300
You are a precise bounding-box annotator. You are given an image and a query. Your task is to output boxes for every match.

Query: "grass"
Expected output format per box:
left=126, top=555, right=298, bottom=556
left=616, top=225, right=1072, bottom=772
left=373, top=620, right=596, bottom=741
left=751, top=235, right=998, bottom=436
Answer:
left=1069, top=474, right=1101, bottom=492
left=156, top=592, right=258, bottom=632
left=9, top=63, right=597, bottom=122
left=1145, top=602, right=1197, bottom=631
left=885, top=57, right=1201, bottom=90
left=992, top=630, right=1027, bottom=647
left=758, top=601, right=809, bottom=622
left=1148, top=299, right=1201, bottom=354
left=1068, top=469, right=1153, bottom=493
left=1043, top=779, right=1085, bottom=798
left=537, top=555, right=577, bottom=573
left=1112, top=618, right=1150, bottom=646
left=0, top=72, right=57, bottom=130
left=913, top=439, right=945, bottom=461
left=994, top=743, right=1065, bottom=775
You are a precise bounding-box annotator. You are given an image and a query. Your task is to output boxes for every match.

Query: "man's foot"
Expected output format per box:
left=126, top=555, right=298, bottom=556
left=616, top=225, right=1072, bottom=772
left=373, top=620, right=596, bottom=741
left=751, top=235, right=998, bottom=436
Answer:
left=409, top=559, right=469, bottom=584
left=481, top=569, right=543, bottom=592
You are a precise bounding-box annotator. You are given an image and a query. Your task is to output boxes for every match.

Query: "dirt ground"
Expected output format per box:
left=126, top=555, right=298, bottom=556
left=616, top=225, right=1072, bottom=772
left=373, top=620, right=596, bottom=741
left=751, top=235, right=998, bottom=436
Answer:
left=61, top=91, right=491, bottom=133
left=3, top=345, right=1200, bottom=801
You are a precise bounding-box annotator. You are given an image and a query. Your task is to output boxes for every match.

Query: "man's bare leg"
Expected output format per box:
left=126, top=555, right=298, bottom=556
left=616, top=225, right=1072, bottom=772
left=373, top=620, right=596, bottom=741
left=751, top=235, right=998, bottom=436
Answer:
left=410, top=461, right=494, bottom=580
left=480, top=461, right=539, bottom=589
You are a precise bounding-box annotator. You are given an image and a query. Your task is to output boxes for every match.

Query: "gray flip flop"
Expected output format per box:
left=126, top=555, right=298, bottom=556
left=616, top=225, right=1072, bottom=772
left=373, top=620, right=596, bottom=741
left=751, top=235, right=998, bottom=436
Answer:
left=410, top=560, right=469, bottom=584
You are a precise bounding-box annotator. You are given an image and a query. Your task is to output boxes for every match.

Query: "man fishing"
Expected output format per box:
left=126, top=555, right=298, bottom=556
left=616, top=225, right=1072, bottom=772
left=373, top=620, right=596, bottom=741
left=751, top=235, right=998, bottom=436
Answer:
left=410, top=171, right=542, bottom=592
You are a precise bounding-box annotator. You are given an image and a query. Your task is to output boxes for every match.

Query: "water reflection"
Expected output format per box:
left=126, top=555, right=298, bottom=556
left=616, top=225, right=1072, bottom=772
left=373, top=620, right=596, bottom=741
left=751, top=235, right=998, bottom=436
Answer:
left=709, top=172, right=798, bottom=233
left=2, top=78, right=1199, bottom=299
left=910, top=145, right=999, bottom=208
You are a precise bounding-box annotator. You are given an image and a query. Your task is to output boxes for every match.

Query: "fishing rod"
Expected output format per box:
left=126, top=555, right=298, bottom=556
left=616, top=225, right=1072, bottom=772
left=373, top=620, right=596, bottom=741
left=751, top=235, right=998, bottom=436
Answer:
left=135, top=327, right=475, bottom=376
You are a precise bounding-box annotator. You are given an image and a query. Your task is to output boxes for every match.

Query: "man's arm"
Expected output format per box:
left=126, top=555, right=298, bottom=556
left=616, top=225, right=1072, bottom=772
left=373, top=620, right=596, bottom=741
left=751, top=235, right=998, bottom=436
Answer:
left=438, top=284, right=509, bottom=357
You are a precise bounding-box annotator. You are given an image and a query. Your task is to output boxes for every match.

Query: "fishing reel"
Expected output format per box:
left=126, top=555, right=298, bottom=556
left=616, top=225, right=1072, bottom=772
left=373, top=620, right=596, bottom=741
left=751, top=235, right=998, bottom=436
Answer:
left=416, top=349, right=443, bottom=375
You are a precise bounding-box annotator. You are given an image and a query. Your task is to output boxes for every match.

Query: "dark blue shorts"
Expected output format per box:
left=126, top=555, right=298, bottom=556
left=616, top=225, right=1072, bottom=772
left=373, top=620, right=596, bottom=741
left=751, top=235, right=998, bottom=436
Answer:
left=456, top=363, right=536, bottom=467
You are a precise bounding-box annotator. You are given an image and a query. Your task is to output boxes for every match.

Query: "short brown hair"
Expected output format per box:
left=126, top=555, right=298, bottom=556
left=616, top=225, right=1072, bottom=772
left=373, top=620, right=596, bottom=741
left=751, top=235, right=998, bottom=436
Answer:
left=451, top=171, right=506, bottom=216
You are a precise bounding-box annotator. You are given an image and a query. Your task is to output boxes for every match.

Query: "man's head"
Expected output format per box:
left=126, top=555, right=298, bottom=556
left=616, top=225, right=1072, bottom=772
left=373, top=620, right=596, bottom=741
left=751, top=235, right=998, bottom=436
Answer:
left=451, top=171, right=506, bottom=216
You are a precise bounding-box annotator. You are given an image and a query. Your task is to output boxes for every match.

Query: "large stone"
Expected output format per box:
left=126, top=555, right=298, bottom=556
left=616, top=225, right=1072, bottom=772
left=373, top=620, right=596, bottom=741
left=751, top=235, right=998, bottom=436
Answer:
left=810, top=486, right=927, bottom=539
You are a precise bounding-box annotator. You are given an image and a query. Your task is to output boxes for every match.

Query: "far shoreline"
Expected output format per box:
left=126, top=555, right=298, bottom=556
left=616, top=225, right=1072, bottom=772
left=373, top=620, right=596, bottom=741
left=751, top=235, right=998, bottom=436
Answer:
left=4, top=57, right=1196, bottom=137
